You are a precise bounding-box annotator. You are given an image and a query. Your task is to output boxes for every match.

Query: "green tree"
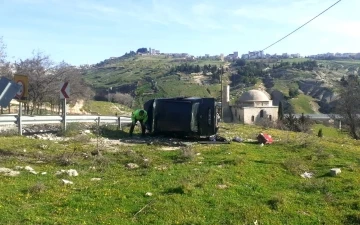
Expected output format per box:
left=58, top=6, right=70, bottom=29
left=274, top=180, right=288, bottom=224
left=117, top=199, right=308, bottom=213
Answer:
left=210, top=65, right=218, bottom=74
left=235, top=59, right=246, bottom=67
left=289, top=87, right=299, bottom=98
left=278, top=101, right=284, bottom=120
left=317, top=128, right=323, bottom=138
left=136, top=48, right=148, bottom=54
left=195, top=65, right=201, bottom=73
left=335, top=76, right=360, bottom=139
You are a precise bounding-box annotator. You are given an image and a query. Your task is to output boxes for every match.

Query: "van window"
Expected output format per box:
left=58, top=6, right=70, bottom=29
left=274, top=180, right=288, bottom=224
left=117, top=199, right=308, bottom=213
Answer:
left=190, top=103, right=199, bottom=132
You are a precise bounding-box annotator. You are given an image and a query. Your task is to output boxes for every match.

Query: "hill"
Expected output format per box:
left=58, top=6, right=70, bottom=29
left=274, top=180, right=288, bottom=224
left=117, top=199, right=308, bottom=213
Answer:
left=239, top=58, right=360, bottom=113
left=83, top=54, right=227, bottom=107
left=83, top=54, right=360, bottom=113
left=1, top=123, right=360, bottom=224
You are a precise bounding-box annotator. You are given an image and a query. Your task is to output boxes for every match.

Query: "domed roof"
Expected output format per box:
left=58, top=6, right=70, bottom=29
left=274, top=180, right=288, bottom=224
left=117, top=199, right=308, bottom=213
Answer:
left=238, top=90, right=270, bottom=102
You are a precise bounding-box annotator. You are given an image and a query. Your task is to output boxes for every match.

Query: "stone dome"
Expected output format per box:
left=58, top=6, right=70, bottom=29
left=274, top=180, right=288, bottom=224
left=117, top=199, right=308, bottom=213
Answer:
left=238, top=90, right=270, bottom=102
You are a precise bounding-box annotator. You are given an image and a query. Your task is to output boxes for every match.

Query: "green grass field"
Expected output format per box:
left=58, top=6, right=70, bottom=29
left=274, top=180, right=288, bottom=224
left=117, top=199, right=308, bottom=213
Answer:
left=289, top=94, right=318, bottom=114
left=1, top=123, right=360, bottom=224
left=82, top=100, right=132, bottom=116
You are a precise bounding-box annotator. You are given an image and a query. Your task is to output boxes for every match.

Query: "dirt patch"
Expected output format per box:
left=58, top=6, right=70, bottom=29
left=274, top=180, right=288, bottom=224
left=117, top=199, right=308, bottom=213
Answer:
left=69, top=100, right=88, bottom=114
left=310, top=101, right=320, bottom=113
left=160, top=147, right=181, bottom=151
left=87, top=135, right=196, bottom=152
left=192, top=74, right=210, bottom=85
left=109, top=103, right=131, bottom=116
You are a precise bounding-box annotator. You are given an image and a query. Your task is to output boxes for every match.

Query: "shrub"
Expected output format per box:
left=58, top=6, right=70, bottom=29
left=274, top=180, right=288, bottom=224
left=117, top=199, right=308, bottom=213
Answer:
left=27, top=182, right=47, bottom=195
left=283, top=158, right=308, bottom=175
left=282, top=113, right=313, bottom=133
left=176, top=147, right=195, bottom=163
left=58, top=123, right=85, bottom=137
left=259, top=118, right=276, bottom=129
left=111, top=92, right=134, bottom=108
left=318, top=128, right=323, bottom=138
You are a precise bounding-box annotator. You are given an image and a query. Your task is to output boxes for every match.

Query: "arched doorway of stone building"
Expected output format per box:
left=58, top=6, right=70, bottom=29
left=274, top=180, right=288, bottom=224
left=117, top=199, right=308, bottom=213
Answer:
left=260, top=110, right=264, bottom=118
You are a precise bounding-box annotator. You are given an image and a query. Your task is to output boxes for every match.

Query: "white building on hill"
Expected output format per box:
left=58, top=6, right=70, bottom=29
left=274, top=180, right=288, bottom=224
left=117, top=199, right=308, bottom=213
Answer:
left=222, top=87, right=278, bottom=124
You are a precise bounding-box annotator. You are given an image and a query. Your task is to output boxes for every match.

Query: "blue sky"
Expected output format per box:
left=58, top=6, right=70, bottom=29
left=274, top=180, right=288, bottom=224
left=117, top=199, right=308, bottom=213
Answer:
left=1, top=0, right=359, bottom=65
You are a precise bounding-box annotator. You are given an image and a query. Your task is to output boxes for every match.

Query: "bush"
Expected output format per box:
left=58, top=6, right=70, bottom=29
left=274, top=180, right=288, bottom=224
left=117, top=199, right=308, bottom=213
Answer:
left=283, top=158, right=308, bottom=175
left=111, top=92, right=134, bottom=108
left=282, top=113, right=313, bottom=133
left=259, top=118, right=276, bottom=129
left=58, top=123, right=85, bottom=137
left=318, top=128, right=323, bottom=138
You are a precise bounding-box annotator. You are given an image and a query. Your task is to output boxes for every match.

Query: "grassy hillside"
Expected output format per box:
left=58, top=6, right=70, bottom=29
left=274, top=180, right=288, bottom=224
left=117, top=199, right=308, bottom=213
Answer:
left=84, top=54, right=360, bottom=112
left=83, top=55, right=226, bottom=106
left=1, top=123, right=360, bottom=224
left=289, top=94, right=319, bottom=114
left=82, top=100, right=132, bottom=116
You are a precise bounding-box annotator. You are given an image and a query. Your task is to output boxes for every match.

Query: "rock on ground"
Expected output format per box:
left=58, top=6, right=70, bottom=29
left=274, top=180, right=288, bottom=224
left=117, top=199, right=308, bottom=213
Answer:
left=126, top=163, right=139, bottom=169
left=0, top=167, right=20, bottom=177
left=330, top=168, right=341, bottom=176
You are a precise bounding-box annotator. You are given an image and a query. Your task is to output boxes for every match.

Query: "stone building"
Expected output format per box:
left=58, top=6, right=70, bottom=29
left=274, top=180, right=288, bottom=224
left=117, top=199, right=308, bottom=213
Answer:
left=222, top=86, right=278, bottom=124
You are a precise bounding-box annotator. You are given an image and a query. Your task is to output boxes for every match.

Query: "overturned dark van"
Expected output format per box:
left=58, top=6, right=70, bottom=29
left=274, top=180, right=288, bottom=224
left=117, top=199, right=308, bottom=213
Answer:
left=144, top=97, right=218, bottom=137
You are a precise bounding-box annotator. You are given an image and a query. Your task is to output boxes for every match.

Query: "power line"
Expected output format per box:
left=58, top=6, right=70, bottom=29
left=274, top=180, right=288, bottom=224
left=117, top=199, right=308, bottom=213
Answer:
left=262, top=0, right=342, bottom=51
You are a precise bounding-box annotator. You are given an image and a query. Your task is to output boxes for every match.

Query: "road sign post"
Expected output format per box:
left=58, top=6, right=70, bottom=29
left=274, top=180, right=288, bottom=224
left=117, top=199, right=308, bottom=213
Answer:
left=60, top=82, right=70, bottom=131
left=18, top=103, right=23, bottom=135
left=13, top=75, right=29, bottom=135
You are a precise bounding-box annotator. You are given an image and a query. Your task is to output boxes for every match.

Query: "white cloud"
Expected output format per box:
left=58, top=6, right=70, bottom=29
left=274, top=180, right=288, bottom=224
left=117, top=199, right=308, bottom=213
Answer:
left=311, top=18, right=360, bottom=38
left=191, top=3, right=216, bottom=16
left=84, top=3, right=118, bottom=14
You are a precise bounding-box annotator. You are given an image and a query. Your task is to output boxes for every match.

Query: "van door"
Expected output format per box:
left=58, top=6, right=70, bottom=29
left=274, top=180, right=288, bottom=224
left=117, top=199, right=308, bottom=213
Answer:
left=198, top=98, right=216, bottom=136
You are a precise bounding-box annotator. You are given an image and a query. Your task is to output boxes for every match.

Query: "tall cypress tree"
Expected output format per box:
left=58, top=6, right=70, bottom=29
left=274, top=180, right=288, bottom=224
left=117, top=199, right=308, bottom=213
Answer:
left=278, top=101, right=284, bottom=120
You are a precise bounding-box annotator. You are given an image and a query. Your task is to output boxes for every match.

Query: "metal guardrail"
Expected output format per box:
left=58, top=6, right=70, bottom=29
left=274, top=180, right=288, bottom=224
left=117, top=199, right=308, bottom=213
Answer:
left=288, top=114, right=341, bottom=120
left=0, top=114, right=132, bottom=128
left=0, top=114, right=339, bottom=126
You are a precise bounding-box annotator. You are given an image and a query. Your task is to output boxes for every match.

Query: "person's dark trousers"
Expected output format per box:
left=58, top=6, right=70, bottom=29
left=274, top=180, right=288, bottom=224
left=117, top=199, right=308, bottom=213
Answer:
left=129, top=120, right=146, bottom=137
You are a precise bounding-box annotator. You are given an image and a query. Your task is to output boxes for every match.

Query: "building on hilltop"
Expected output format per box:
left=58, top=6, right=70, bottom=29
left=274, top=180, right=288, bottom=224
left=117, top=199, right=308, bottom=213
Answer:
left=222, top=87, right=278, bottom=124
left=220, top=53, right=224, bottom=61
left=225, top=51, right=239, bottom=61
left=234, top=51, right=238, bottom=58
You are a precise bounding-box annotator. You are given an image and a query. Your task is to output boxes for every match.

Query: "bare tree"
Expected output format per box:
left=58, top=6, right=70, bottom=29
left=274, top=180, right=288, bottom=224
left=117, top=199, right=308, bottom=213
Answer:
left=0, top=37, right=13, bottom=114
left=335, top=77, right=360, bottom=139
left=0, top=36, right=5, bottom=63
left=52, top=61, right=94, bottom=105
left=14, top=51, right=56, bottom=114
left=14, top=52, right=93, bottom=114
left=0, top=37, right=12, bottom=79
left=111, top=92, right=134, bottom=108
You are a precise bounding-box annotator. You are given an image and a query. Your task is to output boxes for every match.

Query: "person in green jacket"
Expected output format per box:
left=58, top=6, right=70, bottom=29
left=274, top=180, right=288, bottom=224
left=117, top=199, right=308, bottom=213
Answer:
left=129, top=109, right=148, bottom=137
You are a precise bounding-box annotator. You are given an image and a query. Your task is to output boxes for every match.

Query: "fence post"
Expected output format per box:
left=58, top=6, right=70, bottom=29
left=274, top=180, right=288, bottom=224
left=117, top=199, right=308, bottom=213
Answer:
left=97, top=116, right=101, bottom=127
left=117, top=116, right=121, bottom=130
left=338, top=120, right=342, bottom=130
left=18, top=103, right=22, bottom=136
left=62, top=98, right=67, bottom=131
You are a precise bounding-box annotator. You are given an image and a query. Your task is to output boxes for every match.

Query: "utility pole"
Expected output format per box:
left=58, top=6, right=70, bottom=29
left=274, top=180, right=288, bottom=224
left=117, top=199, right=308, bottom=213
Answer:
left=220, top=66, right=224, bottom=120
left=108, top=87, right=112, bottom=102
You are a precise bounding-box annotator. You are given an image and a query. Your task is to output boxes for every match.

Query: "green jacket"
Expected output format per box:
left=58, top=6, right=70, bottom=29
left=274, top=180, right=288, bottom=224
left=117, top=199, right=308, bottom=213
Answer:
left=131, top=109, right=148, bottom=123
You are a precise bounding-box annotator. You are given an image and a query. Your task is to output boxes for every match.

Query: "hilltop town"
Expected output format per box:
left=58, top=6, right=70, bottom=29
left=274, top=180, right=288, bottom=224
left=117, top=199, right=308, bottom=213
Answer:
left=104, top=47, right=360, bottom=66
